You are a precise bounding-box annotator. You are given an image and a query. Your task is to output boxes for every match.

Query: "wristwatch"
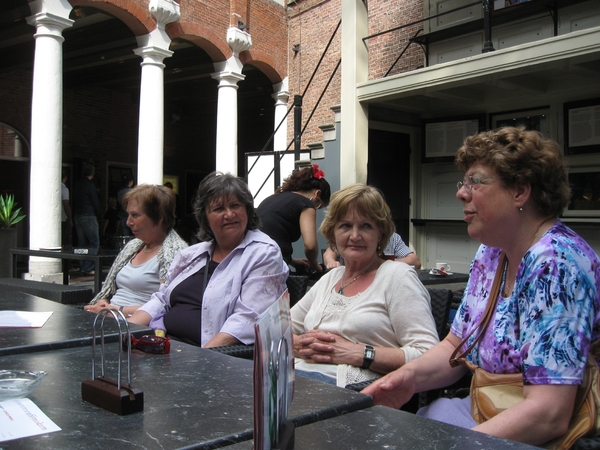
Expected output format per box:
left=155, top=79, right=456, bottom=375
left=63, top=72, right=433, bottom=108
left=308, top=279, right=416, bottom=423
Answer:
left=362, top=345, right=375, bottom=369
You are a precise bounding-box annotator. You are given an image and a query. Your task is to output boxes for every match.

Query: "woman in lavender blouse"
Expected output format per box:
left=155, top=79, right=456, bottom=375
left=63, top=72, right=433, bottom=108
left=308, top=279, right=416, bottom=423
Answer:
left=365, top=127, right=600, bottom=448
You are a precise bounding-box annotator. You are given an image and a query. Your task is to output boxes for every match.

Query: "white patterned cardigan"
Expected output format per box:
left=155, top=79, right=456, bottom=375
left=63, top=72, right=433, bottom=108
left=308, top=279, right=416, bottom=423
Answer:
left=89, top=229, right=189, bottom=304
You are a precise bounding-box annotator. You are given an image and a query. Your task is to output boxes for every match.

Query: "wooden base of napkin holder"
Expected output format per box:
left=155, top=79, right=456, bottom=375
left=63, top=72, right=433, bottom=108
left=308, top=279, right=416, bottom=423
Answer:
left=82, top=377, right=143, bottom=415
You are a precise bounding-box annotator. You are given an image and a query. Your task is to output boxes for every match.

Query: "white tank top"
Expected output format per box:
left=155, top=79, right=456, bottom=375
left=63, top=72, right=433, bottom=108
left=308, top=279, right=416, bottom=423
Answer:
left=110, top=256, right=160, bottom=306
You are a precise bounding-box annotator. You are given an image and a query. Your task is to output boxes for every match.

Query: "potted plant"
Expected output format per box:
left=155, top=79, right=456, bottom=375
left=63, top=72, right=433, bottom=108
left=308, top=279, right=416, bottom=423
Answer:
left=0, top=194, right=26, bottom=278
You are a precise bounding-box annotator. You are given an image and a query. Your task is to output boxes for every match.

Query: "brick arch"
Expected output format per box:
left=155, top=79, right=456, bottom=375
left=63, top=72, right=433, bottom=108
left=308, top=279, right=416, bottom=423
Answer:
left=68, top=0, right=154, bottom=36
left=241, top=49, right=284, bottom=85
left=167, top=21, right=229, bottom=62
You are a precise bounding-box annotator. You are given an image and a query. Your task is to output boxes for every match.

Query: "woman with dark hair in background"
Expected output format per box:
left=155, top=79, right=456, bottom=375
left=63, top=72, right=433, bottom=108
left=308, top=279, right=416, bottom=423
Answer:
left=128, top=172, right=289, bottom=348
left=257, top=164, right=331, bottom=274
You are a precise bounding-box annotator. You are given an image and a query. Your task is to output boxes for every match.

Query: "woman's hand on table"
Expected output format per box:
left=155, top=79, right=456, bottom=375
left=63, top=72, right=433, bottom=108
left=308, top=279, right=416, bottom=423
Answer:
left=84, top=299, right=113, bottom=314
left=294, top=330, right=362, bottom=366
left=361, top=367, right=416, bottom=409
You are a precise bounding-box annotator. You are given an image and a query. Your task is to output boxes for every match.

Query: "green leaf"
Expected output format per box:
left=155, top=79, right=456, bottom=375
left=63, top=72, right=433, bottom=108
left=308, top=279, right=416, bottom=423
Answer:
left=0, top=194, right=26, bottom=228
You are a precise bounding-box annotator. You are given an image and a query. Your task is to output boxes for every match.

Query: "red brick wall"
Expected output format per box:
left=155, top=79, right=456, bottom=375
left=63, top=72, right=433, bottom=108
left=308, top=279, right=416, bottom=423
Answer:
left=368, top=0, right=424, bottom=79
left=244, top=0, right=287, bottom=82
left=287, top=0, right=342, bottom=148
left=286, top=0, right=424, bottom=147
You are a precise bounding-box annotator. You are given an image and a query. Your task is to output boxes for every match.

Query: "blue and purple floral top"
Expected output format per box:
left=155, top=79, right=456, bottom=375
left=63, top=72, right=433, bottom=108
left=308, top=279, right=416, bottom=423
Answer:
left=451, top=220, right=600, bottom=385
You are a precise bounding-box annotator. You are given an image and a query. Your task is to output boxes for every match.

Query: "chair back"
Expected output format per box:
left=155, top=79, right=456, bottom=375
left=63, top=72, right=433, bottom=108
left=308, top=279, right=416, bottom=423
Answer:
left=426, top=288, right=453, bottom=340
left=286, top=274, right=309, bottom=307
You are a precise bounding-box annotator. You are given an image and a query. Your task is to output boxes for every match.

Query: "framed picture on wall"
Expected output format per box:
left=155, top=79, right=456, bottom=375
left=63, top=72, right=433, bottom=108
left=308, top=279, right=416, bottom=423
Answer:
left=490, top=106, right=551, bottom=137
left=564, top=98, right=600, bottom=155
left=563, top=165, right=600, bottom=217
left=422, top=114, right=485, bottom=163
left=163, top=175, right=179, bottom=194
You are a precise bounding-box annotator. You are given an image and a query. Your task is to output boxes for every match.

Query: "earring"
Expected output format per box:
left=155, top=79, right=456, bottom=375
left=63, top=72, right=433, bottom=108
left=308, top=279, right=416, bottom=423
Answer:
left=519, top=207, right=523, bottom=211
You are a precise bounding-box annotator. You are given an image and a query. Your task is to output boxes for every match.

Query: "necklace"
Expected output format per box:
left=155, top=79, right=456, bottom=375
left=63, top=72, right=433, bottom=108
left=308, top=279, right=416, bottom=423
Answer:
left=143, top=244, right=161, bottom=253
left=338, top=259, right=378, bottom=295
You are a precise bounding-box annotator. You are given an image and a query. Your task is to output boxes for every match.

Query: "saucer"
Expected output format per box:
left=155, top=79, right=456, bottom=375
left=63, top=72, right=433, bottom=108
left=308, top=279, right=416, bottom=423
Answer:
left=429, top=270, right=453, bottom=276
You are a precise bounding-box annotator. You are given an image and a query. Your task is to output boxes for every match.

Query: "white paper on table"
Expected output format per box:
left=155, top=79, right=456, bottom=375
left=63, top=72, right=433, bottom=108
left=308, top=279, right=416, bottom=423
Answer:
left=0, top=311, right=53, bottom=328
left=0, top=398, right=61, bottom=442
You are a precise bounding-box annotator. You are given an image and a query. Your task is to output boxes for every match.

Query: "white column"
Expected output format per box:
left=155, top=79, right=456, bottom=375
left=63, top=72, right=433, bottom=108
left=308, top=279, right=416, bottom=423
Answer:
left=211, top=27, right=251, bottom=176
left=272, top=78, right=290, bottom=152
left=340, top=0, right=369, bottom=186
left=134, top=0, right=180, bottom=185
left=133, top=46, right=172, bottom=184
left=26, top=0, right=73, bottom=282
left=212, top=70, right=245, bottom=174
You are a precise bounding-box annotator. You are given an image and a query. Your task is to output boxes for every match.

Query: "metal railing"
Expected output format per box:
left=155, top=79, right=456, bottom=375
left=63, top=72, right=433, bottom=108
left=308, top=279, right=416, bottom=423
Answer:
left=245, top=20, right=341, bottom=199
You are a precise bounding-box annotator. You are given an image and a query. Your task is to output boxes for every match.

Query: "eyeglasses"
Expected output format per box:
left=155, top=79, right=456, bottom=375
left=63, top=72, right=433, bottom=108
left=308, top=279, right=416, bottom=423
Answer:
left=124, top=335, right=171, bottom=354
left=457, top=175, right=494, bottom=194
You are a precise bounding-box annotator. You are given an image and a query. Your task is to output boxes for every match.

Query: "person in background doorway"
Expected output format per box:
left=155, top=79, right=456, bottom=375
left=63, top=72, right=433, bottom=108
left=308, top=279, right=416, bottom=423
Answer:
left=257, top=164, right=331, bottom=274
left=101, top=196, right=120, bottom=248
left=323, top=231, right=421, bottom=269
left=72, top=163, right=101, bottom=275
left=61, top=171, right=72, bottom=247
left=117, top=172, right=134, bottom=236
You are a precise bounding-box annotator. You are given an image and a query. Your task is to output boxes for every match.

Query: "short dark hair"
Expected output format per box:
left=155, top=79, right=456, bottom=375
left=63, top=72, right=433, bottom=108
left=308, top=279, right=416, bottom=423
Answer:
left=193, top=172, right=259, bottom=242
left=82, top=164, right=95, bottom=178
left=455, top=127, right=570, bottom=217
left=122, top=172, right=134, bottom=185
left=122, top=184, right=176, bottom=233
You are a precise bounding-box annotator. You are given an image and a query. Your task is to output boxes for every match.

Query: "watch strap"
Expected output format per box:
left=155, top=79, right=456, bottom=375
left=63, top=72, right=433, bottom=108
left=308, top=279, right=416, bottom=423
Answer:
left=362, top=345, right=375, bottom=369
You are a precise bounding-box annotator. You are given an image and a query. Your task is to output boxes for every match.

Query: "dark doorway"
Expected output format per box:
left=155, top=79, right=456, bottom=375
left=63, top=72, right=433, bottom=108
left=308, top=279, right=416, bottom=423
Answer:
left=367, top=129, right=411, bottom=242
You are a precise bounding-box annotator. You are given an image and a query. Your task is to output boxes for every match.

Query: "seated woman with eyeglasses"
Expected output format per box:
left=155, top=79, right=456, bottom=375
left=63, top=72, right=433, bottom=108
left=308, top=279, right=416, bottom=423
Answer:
left=256, top=164, right=331, bottom=274
left=128, top=172, right=289, bottom=348
left=364, top=127, right=600, bottom=448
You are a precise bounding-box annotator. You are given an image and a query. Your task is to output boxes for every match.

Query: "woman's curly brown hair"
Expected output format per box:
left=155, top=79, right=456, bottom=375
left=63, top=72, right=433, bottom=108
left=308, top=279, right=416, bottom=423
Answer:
left=455, top=126, right=570, bottom=217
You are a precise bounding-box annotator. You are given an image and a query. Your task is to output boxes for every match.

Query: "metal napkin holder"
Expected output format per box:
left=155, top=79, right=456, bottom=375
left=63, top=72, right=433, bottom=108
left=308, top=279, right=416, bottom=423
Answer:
left=81, top=309, right=144, bottom=415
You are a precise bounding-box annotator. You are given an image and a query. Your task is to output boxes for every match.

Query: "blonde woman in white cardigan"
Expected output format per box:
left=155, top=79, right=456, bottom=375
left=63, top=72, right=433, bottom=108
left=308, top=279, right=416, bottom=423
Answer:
left=291, top=184, right=438, bottom=387
left=85, top=184, right=187, bottom=316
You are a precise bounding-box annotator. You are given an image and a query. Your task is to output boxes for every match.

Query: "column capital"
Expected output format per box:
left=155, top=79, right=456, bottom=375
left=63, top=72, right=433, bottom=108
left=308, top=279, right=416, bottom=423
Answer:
left=272, top=89, right=290, bottom=105
left=149, top=0, right=181, bottom=30
left=134, top=45, right=173, bottom=67
left=226, top=27, right=252, bottom=57
left=211, top=70, right=246, bottom=88
left=26, top=12, right=73, bottom=38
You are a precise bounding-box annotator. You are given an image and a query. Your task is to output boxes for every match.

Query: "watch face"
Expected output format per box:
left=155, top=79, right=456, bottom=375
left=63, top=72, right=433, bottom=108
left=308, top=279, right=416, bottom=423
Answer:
left=365, top=348, right=375, bottom=360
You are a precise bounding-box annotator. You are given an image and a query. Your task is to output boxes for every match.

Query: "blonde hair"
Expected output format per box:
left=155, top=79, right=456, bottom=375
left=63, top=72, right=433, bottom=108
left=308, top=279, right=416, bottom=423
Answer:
left=320, top=184, right=395, bottom=254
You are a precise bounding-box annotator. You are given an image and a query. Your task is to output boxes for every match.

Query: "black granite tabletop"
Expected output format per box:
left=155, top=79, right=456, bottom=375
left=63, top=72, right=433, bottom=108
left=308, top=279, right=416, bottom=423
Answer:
left=418, top=269, right=469, bottom=286
left=225, top=405, right=539, bottom=450
left=10, top=247, right=119, bottom=292
left=0, top=340, right=373, bottom=449
left=0, top=292, right=153, bottom=356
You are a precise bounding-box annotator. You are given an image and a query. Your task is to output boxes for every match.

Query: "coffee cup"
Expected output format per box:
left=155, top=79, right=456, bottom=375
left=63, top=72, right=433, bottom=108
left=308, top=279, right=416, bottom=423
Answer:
left=435, top=262, right=451, bottom=273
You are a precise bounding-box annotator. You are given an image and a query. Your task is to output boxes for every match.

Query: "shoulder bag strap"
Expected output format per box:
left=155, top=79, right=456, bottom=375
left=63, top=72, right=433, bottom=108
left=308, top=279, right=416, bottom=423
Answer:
left=449, top=252, right=507, bottom=367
